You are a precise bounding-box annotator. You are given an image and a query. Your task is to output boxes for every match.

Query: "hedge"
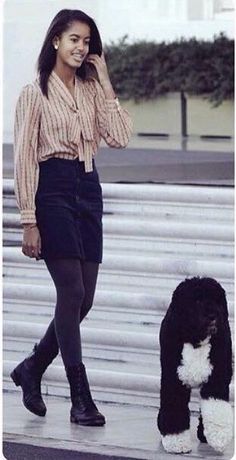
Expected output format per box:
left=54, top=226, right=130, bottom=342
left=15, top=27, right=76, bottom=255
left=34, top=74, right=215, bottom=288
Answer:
left=104, top=33, right=234, bottom=106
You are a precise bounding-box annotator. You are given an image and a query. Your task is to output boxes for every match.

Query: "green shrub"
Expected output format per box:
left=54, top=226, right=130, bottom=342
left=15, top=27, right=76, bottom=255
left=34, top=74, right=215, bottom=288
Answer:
left=104, top=33, right=234, bottom=106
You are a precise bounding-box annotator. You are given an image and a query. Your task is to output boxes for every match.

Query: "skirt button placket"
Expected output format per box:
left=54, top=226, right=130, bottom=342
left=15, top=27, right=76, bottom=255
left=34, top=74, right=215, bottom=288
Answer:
left=75, top=160, right=80, bottom=206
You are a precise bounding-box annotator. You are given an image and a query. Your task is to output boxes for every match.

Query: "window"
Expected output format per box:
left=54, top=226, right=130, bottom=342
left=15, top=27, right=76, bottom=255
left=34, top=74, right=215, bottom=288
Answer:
left=214, top=0, right=235, bottom=12
left=187, top=0, right=204, bottom=20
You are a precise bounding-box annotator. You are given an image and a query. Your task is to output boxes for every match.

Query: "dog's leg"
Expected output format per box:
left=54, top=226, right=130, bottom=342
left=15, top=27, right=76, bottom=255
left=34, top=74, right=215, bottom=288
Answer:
left=158, top=374, right=192, bottom=453
left=200, top=397, right=233, bottom=452
left=199, top=324, right=233, bottom=452
left=197, top=414, right=207, bottom=443
left=158, top=316, right=193, bottom=453
left=161, top=427, right=192, bottom=454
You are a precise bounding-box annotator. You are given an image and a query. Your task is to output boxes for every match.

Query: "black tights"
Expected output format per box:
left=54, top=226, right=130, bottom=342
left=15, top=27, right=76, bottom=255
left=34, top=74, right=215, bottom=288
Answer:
left=36, top=259, right=99, bottom=368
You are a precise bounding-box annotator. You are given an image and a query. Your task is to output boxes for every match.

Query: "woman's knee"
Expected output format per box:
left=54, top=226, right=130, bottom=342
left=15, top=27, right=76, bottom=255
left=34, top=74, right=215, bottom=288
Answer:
left=70, top=282, right=86, bottom=305
left=56, top=282, right=85, bottom=315
left=45, top=258, right=87, bottom=316
left=80, top=301, right=92, bottom=321
left=80, top=290, right=96, bottom=321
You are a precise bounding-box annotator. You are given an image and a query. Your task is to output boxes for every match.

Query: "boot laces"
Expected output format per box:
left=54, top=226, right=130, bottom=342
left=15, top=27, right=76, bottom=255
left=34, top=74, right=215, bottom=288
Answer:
left=71, top=371, right=97, bottom=410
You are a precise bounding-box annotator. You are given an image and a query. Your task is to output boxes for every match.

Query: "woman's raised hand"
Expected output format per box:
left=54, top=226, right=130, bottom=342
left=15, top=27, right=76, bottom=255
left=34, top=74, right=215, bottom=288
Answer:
left=86, top=51, right=111, bottom=87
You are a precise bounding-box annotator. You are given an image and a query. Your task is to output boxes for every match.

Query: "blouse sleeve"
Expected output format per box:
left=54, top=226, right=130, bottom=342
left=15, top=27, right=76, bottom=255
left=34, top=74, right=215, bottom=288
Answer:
left=93, top=79, right=133, bottom=148
left=14, top=84, right=41, bottom=225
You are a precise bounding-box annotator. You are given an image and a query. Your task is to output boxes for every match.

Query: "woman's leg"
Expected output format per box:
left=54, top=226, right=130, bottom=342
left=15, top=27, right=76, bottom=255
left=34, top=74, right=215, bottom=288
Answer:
left=10, top=259, right=85, bottom=418
left=44, top=258, right=85, bottom=367
left=11, top=257, right=104, bottom=423
left=80, top=261, right=99, bottom=322
left=36, top=261, right=99, bottom=357
left=35, top=319, right=59, bottom=360
left=43, top=258, right=104, bottom=425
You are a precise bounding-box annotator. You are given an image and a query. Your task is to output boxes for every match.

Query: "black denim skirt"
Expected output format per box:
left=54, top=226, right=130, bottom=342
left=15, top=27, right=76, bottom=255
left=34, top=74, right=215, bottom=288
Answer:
left=35, top=157, right=103, bottom=263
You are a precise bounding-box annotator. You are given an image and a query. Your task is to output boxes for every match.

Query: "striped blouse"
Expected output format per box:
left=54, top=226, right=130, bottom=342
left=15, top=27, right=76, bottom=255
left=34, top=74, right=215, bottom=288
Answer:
left=14, top=70, right=132, bottom=224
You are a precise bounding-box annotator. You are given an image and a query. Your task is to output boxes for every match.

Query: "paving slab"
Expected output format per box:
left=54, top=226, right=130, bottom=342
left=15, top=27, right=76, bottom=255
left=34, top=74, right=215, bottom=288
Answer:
left=3, top=392, right=234, bottom=460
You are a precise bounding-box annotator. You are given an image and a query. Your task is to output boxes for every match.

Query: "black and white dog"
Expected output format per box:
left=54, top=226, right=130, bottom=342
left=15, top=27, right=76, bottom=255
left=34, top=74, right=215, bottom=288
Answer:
left=157, top=277, right=233, bottom=453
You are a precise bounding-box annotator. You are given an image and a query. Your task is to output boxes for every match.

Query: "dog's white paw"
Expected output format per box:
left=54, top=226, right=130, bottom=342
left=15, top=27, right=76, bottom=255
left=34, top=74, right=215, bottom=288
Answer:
left=201, top=398, right=233, bottom=452
left=161, top=429, right=192, bottom=453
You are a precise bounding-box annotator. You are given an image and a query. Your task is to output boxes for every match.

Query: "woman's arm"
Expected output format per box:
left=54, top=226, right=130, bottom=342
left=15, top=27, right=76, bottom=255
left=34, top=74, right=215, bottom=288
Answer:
left=87, top=52, right=133, bottom=147
left=14, top=84, right=41, bottom=225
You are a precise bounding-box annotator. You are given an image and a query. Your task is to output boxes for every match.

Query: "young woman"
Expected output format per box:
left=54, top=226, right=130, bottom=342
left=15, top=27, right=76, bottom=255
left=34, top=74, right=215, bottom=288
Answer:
left=11, top=9, right=132, bottom=427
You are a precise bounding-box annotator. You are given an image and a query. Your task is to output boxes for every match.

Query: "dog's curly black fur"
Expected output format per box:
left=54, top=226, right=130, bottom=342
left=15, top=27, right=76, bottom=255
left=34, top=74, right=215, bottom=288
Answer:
left=157, top=277, right=233, bottom=453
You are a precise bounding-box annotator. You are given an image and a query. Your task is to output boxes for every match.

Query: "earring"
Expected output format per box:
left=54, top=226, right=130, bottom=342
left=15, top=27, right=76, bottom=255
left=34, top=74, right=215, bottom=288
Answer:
left=54, top=45, right=58, bottom=50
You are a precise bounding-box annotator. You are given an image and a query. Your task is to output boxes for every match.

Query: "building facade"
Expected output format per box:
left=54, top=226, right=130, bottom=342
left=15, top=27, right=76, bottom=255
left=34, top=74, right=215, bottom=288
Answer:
left=3, top=0, right=234, bottom=142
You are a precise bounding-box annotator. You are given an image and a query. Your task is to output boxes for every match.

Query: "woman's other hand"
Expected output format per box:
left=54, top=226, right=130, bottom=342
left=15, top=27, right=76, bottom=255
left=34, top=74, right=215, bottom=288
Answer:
left=22, top=224, right=42, bottom=259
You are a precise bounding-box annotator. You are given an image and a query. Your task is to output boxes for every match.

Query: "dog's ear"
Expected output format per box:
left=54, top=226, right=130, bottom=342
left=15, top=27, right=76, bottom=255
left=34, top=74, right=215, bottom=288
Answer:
left=219, top=285, right=229, bottom=320
left=171, top=280, right=185, bottom=304
left=204, top=278, right=229, bottom=320
left=169, top=280, right=189, bottom=319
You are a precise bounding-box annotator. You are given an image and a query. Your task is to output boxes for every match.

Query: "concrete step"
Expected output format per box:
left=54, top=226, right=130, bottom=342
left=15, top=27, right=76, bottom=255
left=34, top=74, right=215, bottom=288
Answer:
left=3, top=265, right=234, bottom=296
left=4, top=179, right=234, bottom=203
left=3, top=270, right=234, bottom=301
left=97, top=273, right=234, bottom=299
left=3, top=281, right=168, bottom=311
left=3, top=304, right=161, bottom=335
left=3, top=247, right=234, bottom=282
left=4, top=311, right=235, bottom=368
left=3, top=230, right=234, bottom=260
left=3, top=298, right=161, bottom=327
left=3, top=195, right=233, bottom=222
left=103, top=198, right=233, bottom=220
left=3, top=287, right=234, bottom=324
left=4, top=353, right=160, bottom=396
left=3, top=351, right=234, bottom=410
left=3, top=212, right=234, bottom=241
left=101, top=183, right=234, bottom=205
left=4, top=334, right=159, bottom=366
left=104, top=236, right=233, bottom=259
left=4, top=344, right=160, bottom=375
left=3, top=319, right=159, bottom=353
left=3, top=253, right=234, bottom=301
left=3, top=312, right=234, bottom=363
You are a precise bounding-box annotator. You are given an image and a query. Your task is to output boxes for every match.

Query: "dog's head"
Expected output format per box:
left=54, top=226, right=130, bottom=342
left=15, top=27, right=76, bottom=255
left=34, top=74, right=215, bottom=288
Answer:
left=170, top=277, right=228, bottom=345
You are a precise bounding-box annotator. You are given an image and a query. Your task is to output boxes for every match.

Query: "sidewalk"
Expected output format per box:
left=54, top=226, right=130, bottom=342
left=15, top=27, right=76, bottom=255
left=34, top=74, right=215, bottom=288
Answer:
left=3, top=392, right=234, bottom=460
left=106, top=134, right=234, bottom=153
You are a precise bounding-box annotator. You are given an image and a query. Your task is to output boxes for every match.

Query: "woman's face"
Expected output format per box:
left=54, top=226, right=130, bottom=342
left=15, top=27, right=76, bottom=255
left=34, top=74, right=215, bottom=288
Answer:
left=53, top=21, right=91, bottom=69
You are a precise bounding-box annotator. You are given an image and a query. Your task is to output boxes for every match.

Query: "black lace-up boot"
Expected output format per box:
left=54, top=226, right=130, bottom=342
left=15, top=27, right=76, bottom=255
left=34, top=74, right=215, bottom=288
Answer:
left=10, top=343, right=53, bottom=416
left=66, top=363, right=106, bottom=426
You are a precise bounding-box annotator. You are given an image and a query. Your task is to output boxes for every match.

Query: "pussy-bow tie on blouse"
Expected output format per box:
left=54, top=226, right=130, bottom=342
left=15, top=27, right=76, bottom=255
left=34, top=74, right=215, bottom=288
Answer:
left=49, top=70, right=94, bottom=146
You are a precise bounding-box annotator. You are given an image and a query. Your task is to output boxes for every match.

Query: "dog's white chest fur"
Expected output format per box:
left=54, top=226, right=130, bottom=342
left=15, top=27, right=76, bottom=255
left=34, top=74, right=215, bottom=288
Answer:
left=177, top=338, right=213, bottom=388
